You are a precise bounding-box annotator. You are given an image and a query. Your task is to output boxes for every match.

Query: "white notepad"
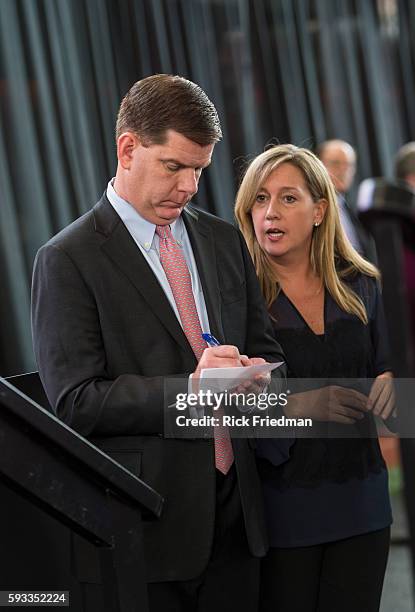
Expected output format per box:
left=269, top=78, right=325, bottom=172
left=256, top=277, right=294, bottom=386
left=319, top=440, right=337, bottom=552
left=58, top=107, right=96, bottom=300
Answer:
left=199, top=362, right=284, bottom=393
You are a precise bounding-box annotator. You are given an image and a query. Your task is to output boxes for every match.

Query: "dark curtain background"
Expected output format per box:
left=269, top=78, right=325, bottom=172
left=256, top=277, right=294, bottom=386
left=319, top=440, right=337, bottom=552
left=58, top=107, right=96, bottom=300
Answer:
left=0, top=0, right=414, bottom=375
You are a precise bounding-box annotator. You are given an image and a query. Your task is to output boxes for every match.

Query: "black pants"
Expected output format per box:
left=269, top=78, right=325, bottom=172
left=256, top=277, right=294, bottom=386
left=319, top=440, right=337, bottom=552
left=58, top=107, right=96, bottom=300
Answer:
left=260, top=527, right=390, bottom=612
left=147, top=466, right=260, bottom=612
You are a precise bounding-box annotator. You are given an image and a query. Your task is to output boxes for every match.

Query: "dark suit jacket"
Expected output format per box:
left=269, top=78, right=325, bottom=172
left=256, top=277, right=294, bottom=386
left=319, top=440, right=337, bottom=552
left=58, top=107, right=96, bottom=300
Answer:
left=31, top=194, right=285, bottom=582
left=340, top=195, right=378, bottom=264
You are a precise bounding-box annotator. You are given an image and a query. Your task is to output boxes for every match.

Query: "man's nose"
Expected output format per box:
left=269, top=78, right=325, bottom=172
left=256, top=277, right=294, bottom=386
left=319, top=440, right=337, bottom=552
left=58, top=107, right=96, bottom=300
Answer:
left=178, top=169, right=198, bottom=194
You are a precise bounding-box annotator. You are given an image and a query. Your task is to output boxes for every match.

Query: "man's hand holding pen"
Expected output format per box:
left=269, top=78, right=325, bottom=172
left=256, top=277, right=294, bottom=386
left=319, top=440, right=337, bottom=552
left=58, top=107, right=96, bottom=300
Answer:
left=191, top=334, right=271, bottom=394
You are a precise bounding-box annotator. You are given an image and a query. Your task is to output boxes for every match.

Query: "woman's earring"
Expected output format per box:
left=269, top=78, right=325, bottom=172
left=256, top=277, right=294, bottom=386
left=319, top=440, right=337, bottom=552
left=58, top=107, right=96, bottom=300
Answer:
left=314, top=221, right=320, bottom=227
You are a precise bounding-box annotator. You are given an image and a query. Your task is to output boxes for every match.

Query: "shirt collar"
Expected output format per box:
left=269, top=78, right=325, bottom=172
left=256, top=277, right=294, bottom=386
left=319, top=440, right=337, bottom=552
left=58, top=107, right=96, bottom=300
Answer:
left=106, top=179, right=185, bottom=251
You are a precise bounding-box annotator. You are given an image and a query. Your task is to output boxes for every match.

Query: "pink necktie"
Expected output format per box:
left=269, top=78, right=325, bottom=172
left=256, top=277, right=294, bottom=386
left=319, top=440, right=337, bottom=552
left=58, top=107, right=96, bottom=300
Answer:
left=156, top=224, right=234, bottom=475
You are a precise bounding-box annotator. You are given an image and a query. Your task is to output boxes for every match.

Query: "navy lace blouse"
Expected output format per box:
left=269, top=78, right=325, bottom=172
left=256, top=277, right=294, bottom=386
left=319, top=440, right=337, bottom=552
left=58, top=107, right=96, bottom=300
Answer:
left=257, top=272, right=393, bottom=547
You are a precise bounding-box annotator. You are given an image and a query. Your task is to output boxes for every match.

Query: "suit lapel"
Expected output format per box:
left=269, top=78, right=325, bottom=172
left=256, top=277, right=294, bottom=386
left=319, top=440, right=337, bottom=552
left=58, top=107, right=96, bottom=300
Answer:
left=93, top=197, right=193, bottom=355
left=183, top=206, right=225, bottom=343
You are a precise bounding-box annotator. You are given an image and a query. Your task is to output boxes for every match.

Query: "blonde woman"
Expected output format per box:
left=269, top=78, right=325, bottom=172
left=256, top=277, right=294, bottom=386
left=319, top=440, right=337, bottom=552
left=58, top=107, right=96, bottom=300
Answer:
left=235, top=144, right=393, bottom=612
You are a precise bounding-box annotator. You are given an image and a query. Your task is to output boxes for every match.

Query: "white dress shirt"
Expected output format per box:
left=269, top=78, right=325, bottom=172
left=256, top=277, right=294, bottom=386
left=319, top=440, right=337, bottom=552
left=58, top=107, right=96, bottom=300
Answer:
left=106, top=179, right=211, bottom=335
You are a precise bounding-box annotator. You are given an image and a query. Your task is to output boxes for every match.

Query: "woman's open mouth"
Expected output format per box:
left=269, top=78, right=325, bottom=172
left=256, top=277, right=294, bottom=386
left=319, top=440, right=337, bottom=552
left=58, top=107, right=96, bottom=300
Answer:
left=266, top=228, right=285, bottom=241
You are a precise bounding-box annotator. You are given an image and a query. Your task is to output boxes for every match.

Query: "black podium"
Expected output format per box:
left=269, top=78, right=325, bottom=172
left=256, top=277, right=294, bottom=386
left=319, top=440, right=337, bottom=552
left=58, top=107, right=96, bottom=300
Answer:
left=0, top=375, right=163, bottom=611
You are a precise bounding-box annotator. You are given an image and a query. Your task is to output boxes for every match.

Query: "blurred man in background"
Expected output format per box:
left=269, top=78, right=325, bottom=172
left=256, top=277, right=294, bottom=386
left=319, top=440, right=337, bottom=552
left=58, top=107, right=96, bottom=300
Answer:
left=395, top=142, right=415, bottom=191
left=394, top=142, right=415, bottom=354
left=317, top=139, right=376, bottom=262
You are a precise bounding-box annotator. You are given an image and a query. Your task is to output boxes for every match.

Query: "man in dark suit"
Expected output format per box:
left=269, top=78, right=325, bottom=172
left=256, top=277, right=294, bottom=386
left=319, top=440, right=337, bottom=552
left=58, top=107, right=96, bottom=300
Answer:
left=317, top=139, right=376, bottom=262
left=31, top=74, right=285, bottom=611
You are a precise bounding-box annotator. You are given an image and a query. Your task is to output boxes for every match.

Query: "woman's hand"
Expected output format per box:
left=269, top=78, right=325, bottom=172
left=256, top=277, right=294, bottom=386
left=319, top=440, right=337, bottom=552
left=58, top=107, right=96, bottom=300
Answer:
left=286, top=385, right=369, bottom=425
left=367, top=371, right=395, bottom=419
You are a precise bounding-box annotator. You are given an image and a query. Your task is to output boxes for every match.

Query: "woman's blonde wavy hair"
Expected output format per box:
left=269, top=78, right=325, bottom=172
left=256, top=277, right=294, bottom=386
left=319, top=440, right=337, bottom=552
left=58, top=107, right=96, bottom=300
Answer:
left=235, top=144, right=379, bottom=324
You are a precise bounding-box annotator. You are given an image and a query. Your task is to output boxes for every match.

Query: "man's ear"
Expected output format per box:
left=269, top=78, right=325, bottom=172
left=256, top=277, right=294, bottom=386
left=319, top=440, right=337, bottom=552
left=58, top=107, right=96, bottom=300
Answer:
left=117, top=132, right=140, bottom=169
left=314, top=198, right=328, bottom=225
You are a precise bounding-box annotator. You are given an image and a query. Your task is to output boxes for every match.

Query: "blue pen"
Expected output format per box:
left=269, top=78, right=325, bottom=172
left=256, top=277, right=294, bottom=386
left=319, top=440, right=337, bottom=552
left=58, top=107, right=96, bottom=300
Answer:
left=202, top=333, right=221, bottom=347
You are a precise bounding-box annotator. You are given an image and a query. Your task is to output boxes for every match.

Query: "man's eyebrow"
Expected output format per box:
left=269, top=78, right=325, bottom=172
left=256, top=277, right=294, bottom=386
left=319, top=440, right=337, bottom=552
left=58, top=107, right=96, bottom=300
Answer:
left=160, top=157, right=212, bottom=168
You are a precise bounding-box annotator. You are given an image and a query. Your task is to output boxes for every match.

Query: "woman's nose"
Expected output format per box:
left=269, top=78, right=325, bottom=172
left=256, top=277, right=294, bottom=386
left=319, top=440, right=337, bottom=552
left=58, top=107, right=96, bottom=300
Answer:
left=265, top=200, right=281, bottom=220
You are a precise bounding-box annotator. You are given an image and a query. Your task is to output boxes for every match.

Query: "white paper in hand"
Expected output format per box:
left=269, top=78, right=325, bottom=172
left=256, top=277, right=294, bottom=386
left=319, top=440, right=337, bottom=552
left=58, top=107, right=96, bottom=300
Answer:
left=199, top=362, right=284, bottom=393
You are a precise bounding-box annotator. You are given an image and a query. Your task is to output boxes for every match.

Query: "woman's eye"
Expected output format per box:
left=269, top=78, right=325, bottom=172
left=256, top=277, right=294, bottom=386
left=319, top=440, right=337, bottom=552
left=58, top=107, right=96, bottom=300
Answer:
left=283, top=194, right=297, bottom=204
left=255, top=194, right=267, bottom=203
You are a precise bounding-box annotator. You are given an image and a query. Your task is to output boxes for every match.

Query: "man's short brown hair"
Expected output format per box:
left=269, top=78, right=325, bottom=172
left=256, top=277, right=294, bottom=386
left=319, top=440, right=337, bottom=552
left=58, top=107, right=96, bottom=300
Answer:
left=116, top=74, right=222, bottom=146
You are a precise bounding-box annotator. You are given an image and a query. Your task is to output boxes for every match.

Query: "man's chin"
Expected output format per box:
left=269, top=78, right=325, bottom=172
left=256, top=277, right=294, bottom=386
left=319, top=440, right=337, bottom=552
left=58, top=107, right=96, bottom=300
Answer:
left=156, top=205, right=185, bottom=222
